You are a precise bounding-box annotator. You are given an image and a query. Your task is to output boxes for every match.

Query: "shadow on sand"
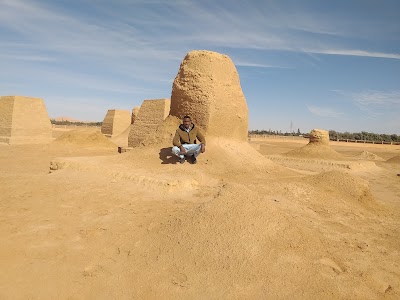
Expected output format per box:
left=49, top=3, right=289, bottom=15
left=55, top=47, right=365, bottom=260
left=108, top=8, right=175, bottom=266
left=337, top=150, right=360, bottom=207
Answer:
left=159, top=147, right=178, bottom=164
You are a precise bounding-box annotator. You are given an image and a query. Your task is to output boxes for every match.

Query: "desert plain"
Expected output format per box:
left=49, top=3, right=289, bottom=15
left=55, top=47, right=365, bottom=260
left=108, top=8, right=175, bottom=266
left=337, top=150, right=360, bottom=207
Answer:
left=0, top=127, right=399, bottom=300
left=1, top=50, right=399, bottom=300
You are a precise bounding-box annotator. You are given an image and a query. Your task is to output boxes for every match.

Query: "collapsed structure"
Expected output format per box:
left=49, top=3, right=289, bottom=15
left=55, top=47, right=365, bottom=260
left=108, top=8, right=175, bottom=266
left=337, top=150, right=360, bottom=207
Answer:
left=128, top=99, right=170, bottom=147
left=131, top=106, right=140, bottom=124
left=101, top=109, right=131, bottom=138
left=309, top=129, right=330, bottom=145
left=0, top=95, right=52, bottom=144
left=285, top=128, right=343, bottom=160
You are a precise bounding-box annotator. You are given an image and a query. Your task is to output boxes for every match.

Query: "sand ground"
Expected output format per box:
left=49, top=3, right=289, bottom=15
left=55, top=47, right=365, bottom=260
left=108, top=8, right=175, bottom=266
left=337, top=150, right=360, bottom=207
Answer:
left=0, top=129, right=399, bottom=299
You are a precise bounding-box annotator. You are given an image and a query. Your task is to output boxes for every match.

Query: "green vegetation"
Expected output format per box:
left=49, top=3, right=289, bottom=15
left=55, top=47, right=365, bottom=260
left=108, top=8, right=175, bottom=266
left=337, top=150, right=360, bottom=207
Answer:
left=249, top=129, right=303, bottom=137
left=248, top=129, right=400, bottom=144
left=328, top=130, right=400, bottom=143
left=50, top=119, right=102, bottom=126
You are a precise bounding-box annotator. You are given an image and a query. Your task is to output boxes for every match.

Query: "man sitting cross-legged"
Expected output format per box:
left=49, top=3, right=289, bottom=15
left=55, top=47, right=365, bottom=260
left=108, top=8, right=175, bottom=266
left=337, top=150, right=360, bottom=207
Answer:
left=172, top=115, right=206, bottom=164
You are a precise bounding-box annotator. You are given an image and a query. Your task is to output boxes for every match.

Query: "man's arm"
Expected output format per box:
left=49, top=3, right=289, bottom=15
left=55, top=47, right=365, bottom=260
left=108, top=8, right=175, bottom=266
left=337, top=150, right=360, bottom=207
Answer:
left=173, top=130, right=181, bottom=147
left=196, top=129, right=206, bottom=153
left=196, top=129, right=206, bottom=145
left=173, top=130, right=187, bottom=154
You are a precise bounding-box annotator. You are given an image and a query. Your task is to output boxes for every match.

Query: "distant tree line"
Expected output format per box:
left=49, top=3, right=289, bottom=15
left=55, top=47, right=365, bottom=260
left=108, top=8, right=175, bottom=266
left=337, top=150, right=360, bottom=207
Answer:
left=329, top=130, right=400, bottom=143
left=249, top=128, right=302, bottom=136
left=249, top=128, right=400, bottom=143
left=50, top=119, right=102, bottom=126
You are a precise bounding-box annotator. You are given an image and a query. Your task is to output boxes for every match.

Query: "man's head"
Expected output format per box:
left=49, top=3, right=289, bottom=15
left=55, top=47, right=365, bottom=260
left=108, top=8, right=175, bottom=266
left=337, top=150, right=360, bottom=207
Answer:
left=182, top=115, right=192, bottom=129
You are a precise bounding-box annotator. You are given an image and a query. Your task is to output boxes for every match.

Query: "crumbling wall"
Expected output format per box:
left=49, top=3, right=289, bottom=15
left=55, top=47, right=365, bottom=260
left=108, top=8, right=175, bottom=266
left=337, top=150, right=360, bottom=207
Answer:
left=131, top=106, right=140, bottom=124
left=285, top=128, right=343, bottom=159
left=128, top=99, right=170, bottom=147
left=309, top=129, right=330, bottom=145
left=101, top=109, right=131, bottom=137
left=0, top=96, right=52, bottom=144
left=0, top=96, right=14, bottom=143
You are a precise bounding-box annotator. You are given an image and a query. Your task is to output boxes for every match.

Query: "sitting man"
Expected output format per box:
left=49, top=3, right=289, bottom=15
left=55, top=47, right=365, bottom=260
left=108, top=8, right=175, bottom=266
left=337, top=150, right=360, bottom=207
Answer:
left=172, top=115, right=206, bottom=164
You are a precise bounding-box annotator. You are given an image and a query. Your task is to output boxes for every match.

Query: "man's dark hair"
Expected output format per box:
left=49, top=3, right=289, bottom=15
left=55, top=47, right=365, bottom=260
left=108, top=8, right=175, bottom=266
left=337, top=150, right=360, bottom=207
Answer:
left=183, top=115, right=191, bottom=120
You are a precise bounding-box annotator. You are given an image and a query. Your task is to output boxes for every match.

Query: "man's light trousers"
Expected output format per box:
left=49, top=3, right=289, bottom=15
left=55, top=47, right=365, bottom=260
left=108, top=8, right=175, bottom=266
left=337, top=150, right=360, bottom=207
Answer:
left=171, top=144, right=202, bottom=159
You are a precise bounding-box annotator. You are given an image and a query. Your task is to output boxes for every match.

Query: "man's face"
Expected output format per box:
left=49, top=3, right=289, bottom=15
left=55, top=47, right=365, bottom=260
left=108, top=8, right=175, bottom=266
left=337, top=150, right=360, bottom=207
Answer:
left=183, top=117, right=192, bottom=129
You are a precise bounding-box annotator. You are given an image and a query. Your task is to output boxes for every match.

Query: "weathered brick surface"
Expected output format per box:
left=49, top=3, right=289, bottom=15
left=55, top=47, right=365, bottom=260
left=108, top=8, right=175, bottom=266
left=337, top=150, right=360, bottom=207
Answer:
left=309, top=129, right=330, bottom=145
left=101, top=109, right=131, bottom=137
left=170, top=50, right=248, bottom=141
left=0, top=96, right=52, bottom=144
left=131, top=106, right=140, bottom=124
left=0, top=97, right=13, bottom=140
left=128, top=99, right=170, bottom=147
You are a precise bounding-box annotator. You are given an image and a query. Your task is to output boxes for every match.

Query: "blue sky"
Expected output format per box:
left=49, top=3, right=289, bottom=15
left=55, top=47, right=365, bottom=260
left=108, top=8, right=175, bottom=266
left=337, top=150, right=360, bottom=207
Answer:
left=1, top=0, right=399, bottom=134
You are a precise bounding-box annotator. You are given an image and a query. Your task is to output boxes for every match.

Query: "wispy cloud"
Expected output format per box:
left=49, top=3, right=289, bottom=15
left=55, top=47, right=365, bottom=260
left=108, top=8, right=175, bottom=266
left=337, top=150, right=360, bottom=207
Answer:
left=334, top=90, right=400, bottom=106
left=350, top=90, right=400, bottom=106
left=332, top=89, right=400, bottom=120
left=307, top=105, right=344, bottom=118
left=0, top=54, right=56, bottom=62
left=234, top=61, right=291, bottom=69
left=0, top=0, right=181, bottom=61
left=1, top=0, right=399, bottom=71
left=308, top=49, right=400, bottom=60
left=1, top=0, right=399, bottom=128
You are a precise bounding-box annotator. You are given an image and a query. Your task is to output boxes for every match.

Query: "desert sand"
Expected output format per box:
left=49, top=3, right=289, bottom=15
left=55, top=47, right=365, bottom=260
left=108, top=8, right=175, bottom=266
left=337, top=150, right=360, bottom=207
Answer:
left=0, top=128, right=399, bottom=299
left=1, top=50, right=399, bottom=299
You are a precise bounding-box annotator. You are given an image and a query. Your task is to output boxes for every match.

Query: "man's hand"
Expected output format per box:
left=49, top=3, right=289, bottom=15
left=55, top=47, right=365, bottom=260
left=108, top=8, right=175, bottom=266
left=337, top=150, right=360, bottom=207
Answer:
left=180, top=145, right=187, bottom=154
left=201, top=144, right=206, bottom=153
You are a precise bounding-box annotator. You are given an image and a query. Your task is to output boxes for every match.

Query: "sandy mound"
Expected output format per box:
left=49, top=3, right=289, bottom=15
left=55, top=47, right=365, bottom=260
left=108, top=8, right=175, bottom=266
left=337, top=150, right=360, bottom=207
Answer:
left=285, top=143, right=344, bottom=160
left=386, top=155, right=400, bottom=164
left=284, top=129, right=343, bottom=160
left=51, top=135, right=286, bottom=192
left=124, top=178, right=382, bottom=298
left=170, top=50, right=248, bottom=141
left=128, top=184, right=331, bottom=298
left=53, top=128, right=116, bottom=149
left=355, top=151, right=385, bottom=161
left=305, top=170, right=375, bottom=207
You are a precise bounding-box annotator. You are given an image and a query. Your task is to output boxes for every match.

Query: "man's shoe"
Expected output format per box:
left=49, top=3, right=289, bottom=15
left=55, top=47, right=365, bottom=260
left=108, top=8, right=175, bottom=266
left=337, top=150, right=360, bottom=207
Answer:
left=192, top=156, right=197, bottom=164
left=179, top=157, right=185, bottom=164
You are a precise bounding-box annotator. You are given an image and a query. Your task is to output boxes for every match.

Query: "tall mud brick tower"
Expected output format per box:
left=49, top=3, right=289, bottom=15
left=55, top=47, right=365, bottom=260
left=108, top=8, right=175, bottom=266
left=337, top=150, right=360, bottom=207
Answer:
left=101, top=109, right=131, bottom=137
left=0, top=96, right=52, bottom=144
left=170, top=50, right=248, bottom=141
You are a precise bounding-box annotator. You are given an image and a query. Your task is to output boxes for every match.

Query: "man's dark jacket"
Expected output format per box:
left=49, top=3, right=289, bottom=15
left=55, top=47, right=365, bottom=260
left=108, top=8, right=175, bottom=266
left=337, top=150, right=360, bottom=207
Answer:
left=173, top=124, right=206, bottom=147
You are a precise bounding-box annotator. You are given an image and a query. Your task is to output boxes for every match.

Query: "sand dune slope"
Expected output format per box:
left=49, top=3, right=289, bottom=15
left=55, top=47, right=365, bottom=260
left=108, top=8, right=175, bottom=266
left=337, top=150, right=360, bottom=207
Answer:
left=47, top=138, right=400, bottom=299
left=354, top=151, right=385, bottom=161
left=119, top=177, right=396, bottom=299
left=53, top=128, right=116, bottom=149
left=285, top=143, right=344, bottom=160
left=1, top=138, right=399, bottom=299
left=386, top=155, right=400, bottom=164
